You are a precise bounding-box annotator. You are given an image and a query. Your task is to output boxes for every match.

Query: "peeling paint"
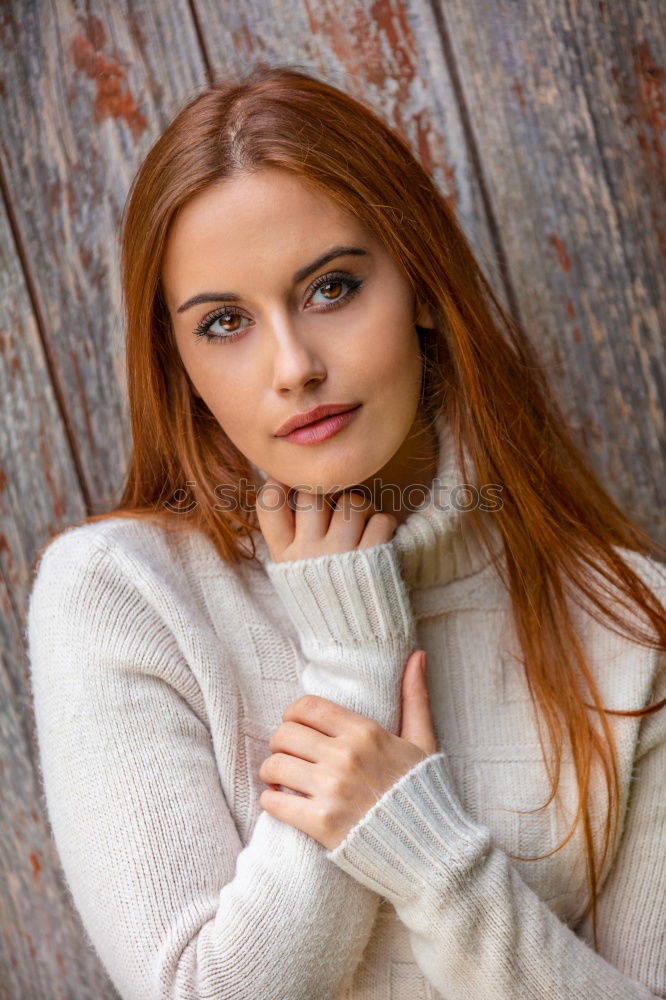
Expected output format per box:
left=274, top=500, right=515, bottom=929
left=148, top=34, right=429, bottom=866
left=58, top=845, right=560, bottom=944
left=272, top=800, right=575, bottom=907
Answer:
left=411, top=108, right=433, bottom=177
left=47, top=178, right=62, bottom=215
left=656, top=223, right=666, bottom=260
left=69, top=15, right=147, bottom=141
left=23, top=930, right=36, bottom=960
left=512, top=76, right=526, bottom=114
left=611, top=40, right=665, bottom=197
left=303, top=0, right=456, bottom=210
left=28, top=850, right=41, bottom=883
left=548, top=233, right=571, bottom=272
left=632, top=40, right=665, bottom=193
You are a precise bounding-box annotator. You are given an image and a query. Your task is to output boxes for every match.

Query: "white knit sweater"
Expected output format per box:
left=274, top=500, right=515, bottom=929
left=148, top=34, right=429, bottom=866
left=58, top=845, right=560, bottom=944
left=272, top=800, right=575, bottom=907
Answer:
left=26, top=415, right=666, bottom=1000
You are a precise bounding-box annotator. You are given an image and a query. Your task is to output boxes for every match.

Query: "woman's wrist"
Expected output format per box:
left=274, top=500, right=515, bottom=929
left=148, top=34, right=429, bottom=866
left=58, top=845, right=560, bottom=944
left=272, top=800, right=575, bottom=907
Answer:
left=263, top=539, right=414, bottom=648
left=326, top=752, right=492, bottom=908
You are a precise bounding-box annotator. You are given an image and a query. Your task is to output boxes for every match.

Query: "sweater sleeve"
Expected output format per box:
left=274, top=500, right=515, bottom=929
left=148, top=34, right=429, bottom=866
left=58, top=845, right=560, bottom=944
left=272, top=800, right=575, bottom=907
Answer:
left=27, top=529, right=415, bottom=1000
left=325, top=651, right=666, bottom=1000
left=262, top=541, right=415, bottom=730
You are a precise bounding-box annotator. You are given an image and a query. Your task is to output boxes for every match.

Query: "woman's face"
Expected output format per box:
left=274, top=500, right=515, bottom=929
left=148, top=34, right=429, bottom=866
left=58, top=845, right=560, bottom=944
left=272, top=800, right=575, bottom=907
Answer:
left=161, top=167, right=435, bottom=500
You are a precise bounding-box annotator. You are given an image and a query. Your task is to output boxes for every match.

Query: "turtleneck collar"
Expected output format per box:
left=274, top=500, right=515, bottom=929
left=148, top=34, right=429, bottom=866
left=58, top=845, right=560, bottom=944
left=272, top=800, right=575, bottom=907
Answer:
left=249, top=410, right=503, bottom=591
left=391, top=410, right=503, bottom=589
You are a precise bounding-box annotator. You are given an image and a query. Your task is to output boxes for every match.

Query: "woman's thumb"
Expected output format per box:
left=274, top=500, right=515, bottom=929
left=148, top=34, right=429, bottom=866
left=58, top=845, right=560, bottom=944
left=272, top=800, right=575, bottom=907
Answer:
left=399, top=650, right=438, bottom=755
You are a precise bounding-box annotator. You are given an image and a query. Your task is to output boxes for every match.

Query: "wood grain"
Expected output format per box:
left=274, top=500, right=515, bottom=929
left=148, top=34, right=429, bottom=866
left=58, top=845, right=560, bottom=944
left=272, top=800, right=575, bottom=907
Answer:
left=0, top=192, right=105, bottom=997
left=435, top=0, right=666, bottom=533
left=0, top=2, right=207, bottom=511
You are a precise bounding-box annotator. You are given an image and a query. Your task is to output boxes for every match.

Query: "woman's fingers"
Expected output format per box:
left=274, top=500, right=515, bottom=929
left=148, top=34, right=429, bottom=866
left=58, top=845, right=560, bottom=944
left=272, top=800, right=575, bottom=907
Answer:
left=256, top=477, right=398, bottom=560
left=358, top=511, right=399, bottom=549
left=326, top=490, right=375, bottom=550
left=255, top=478, right=296, bottom=556
left=282, top=693, right=371, bottom=738
left=291, top=489, right=334, bottom=547
left=258, top=752, right=319, bottom=796
left=268, top=720, right=330, bottom=762
left=399, top=650, right=439, bottom=754
left=258, top=786, right=324, bottom=838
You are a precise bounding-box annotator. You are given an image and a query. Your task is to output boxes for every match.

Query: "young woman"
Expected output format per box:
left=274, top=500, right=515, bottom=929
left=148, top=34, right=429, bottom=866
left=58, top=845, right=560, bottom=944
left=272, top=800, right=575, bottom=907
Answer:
left=27, top=65, right=666, bottom=1000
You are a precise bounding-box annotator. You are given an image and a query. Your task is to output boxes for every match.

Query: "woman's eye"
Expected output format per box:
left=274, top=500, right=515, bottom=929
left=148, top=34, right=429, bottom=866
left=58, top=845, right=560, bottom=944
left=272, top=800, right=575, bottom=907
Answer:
left=210, top=311, right=246, bottom=334
left=317, top=280, right=342, bottom=300
left=193, top=272, right=363, bottom=344
left=308, top=273, right=363, bottom=309
left=310, top=279, right=346, bottom=303
left=194, top=308, right=249, bottom=342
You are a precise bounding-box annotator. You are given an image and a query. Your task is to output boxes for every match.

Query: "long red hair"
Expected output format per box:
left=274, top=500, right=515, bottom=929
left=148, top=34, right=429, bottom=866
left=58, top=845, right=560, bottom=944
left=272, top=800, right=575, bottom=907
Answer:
left=36, top=64, right=666, bottom=950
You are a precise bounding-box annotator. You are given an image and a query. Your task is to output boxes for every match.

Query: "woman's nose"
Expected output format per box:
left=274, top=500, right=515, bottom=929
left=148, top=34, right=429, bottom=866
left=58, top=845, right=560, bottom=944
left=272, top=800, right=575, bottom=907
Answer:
left=269, top=316, right=327, bottom=394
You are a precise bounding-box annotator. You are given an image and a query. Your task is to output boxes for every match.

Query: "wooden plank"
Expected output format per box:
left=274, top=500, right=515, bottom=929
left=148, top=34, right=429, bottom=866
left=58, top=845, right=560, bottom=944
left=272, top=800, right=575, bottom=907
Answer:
left=0, top=191, right=104, bottom=998
left=0, top=2, right=208, bottom=510
left=0, top=189, right=86, bottom=688
left=435, top=0, right=666, bottom=541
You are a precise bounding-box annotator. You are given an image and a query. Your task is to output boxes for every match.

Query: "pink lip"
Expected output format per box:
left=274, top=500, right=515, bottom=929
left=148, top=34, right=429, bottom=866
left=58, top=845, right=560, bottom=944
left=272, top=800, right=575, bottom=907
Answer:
left=279, top=405, right=362, bottom=444
left=275, top=402, right=361, bottom=437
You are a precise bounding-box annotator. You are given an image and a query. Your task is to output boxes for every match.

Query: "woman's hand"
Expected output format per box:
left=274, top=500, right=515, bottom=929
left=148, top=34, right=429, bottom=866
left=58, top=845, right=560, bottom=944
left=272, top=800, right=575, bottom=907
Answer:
left=255, top=476, right=398, bottom=562
left=259, top=650, right=438, bottom=850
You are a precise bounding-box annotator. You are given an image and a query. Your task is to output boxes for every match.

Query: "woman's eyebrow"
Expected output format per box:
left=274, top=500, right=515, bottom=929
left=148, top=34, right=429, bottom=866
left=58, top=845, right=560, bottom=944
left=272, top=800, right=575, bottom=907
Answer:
left=176, top=245, right=370, bottom=313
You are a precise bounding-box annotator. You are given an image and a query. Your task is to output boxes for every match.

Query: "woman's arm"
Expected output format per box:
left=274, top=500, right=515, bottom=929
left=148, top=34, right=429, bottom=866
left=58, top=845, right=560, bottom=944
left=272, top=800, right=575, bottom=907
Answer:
left=324, top=650, right=666, bottom=1000
left=27, top=528, right=415, bottom=1000
left=257, top=488, right=666, bottom=998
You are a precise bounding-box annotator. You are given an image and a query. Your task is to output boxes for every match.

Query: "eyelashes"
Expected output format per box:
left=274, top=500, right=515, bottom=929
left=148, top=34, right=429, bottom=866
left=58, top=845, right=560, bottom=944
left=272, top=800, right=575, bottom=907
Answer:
left=192, top=271, right=364, bottom=345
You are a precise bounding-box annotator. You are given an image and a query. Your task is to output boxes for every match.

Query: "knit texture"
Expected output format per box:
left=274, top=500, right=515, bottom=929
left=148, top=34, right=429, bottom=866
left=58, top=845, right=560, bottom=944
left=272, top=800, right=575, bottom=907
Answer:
left=26, top=413, right=666, bottom=1000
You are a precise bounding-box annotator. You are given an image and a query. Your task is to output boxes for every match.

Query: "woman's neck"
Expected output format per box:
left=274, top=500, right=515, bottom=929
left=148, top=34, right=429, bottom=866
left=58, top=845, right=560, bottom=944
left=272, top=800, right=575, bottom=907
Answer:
left=354, top=408, right=441, bottom=527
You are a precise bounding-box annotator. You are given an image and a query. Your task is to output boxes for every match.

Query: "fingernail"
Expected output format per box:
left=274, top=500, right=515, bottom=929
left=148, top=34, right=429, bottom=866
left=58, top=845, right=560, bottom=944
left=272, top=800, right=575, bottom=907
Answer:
left=420, top=650, right=427, bottom=673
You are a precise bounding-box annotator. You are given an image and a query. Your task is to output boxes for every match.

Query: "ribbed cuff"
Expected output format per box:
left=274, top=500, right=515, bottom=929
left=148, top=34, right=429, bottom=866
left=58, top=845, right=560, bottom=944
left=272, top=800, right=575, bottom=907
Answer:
left=263, top=540, right=413, bottom=647
left=326, top=753, right=492, bottom=907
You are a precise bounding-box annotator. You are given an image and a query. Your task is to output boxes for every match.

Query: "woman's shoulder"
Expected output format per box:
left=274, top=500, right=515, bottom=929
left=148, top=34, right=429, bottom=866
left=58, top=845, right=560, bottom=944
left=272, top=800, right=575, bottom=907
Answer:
left=587, top=545, right=666, bottom=762
left=568, top=544, right=666, bottom=636
left=26, top=514, right=250, bottom=675
left=26, top=516, right=218, bottom=748
left=33, top=512, right=185, bottom=564
left=29, top=517, right=159, bottom=606
left=612, top=544, right=666, bottom=598
left=26, top=513, right=254, bottom=638
left=31, top=513, right=243, bottom=585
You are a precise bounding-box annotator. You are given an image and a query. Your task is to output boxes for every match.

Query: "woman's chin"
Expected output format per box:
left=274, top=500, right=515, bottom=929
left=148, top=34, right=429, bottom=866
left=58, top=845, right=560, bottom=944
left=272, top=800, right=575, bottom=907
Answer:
left=268, top=448, right=397, bottom=500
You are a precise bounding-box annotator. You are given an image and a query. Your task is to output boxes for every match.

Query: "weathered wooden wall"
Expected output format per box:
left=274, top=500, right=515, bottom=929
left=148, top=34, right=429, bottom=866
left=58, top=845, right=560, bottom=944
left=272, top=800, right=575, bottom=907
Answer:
left=0, top=1, right=664, bottom=996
